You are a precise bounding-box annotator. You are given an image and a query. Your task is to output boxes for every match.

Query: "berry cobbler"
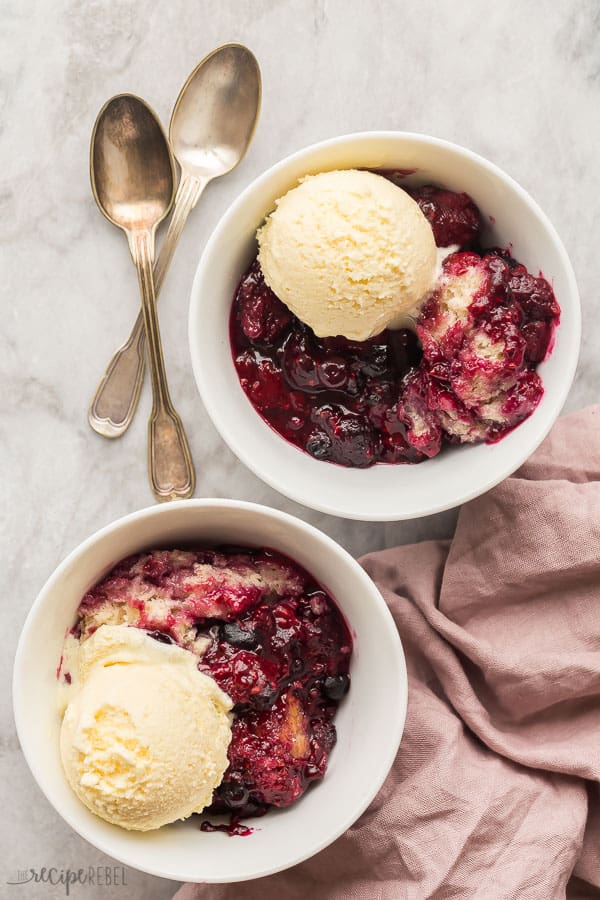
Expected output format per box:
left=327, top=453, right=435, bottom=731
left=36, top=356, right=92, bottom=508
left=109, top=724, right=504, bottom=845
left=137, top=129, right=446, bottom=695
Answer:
left=64, top=547, right=352, bottom=832
left=231, top=177, right=560, bottom=468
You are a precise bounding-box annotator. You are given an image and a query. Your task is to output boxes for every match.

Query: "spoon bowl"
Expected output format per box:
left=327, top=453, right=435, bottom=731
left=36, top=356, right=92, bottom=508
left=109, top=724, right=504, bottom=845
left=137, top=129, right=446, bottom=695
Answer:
left=91, top=94, right=176, bottom=233
left=170, top=43, right=261, bottom=180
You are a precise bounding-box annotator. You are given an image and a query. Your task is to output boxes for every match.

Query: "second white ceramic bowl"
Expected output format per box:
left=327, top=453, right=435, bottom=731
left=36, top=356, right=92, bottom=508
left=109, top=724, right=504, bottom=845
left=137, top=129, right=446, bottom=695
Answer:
left=189, top=132, right=580, bottom=521
left=13, top=500, right=406, bottom=883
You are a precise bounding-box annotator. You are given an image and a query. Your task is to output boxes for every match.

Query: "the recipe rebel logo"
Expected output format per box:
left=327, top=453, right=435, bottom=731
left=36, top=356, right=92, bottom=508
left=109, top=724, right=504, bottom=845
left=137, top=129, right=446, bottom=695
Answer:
left=6, top=866, right=128, bottom=895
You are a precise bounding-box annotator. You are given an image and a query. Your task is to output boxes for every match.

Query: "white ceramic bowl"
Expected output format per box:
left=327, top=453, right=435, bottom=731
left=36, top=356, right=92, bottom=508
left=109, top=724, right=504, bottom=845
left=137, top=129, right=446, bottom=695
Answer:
left=189, top=132, right=580, bottom=521
left=13, top=499, right=406, bottom=883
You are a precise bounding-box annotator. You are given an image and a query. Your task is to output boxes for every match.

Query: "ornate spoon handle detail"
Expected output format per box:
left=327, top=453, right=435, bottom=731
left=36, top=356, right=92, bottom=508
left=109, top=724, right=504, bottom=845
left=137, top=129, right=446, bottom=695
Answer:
left=129, top=228, right=195, bottom=501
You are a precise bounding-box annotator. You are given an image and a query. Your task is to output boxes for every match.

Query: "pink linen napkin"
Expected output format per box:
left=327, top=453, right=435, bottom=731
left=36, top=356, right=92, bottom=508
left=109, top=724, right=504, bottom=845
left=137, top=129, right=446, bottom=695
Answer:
left=175, top=405, right=600, bottom=900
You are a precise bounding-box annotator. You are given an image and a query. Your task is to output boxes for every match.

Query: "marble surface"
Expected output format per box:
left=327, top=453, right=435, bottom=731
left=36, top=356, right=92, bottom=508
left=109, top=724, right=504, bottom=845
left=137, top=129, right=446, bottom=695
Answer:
left=2, top=0, right=598, bottom=896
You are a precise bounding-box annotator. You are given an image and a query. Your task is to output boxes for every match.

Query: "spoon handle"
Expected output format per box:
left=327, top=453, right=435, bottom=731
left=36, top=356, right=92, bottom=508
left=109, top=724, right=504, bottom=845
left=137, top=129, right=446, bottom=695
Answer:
left=129, top=228, right=196, bottom=502
left=88, top=173, right=207, bottom=438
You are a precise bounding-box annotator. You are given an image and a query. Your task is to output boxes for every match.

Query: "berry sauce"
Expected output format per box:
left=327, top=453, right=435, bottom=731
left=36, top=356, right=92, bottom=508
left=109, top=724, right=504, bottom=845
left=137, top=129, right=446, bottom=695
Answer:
left=74, top=547, right=352, bottom=828
left=199, top=818, right=254, bottom=837
left=230, top=183, right=560, bottom=468
left=231, top=263, right=424, bottom=466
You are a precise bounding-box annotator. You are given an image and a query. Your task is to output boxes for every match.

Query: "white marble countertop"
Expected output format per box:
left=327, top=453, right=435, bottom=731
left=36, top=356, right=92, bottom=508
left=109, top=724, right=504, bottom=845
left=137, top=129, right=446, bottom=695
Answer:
left=2, top=1, right=598, bottom=897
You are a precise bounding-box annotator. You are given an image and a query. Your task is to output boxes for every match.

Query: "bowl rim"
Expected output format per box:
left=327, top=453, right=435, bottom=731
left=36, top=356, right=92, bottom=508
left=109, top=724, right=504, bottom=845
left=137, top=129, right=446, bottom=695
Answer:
left=12, top=497, right=408, bottom=882
left=188, top=130, right=581, bottom=521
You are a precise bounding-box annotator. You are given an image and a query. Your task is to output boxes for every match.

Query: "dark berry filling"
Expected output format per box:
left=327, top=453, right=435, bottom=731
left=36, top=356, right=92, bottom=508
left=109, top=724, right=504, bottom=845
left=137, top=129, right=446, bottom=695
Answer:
left=230, top=183, right=560, bottom=468
left=231, top=262, right=426, bottom=466
left=74, top=547, right=352, bottom=827
left=408, top=184, right=482, bottom=248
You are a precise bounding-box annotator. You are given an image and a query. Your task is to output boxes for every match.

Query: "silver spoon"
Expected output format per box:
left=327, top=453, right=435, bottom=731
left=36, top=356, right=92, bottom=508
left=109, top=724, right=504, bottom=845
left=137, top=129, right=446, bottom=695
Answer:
left=91, top=94, right=195, bottom=500
left=88, top=43, right=261, bottom=438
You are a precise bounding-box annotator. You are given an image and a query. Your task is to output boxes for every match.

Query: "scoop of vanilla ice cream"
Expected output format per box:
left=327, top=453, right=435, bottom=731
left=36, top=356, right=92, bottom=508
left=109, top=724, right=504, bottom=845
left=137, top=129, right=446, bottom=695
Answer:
left=60, top=625, right=232, bottom=831
left=257, top=169, right=437, bottom=340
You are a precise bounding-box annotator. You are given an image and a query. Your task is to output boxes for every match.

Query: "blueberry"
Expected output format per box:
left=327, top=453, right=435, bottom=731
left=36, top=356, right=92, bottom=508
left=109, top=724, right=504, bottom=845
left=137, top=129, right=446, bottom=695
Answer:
left=290, top=656, right=305, bottom=676
left=220, top=622, right=258, bottom=649
left=317, top=356, right=349, bottom=390
left=311, top=406, right=377, bottom=468
left=146, top=630, right=173, bottom=645
left=305, top=430, right=332, bottom=460
left=254, top=685, right=278, bottom=710
left=358, top=343, right=389, bottom=378
left=323, top=675, right=350, bottom=701
left=219, top=780, right=250, bottom=809
left=389, top=329, right=422, bottom=372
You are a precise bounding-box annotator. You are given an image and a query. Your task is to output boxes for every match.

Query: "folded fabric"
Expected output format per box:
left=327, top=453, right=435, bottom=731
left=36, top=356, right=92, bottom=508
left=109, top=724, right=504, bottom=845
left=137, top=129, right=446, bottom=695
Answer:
left=174, top=405, right=600, bottom=900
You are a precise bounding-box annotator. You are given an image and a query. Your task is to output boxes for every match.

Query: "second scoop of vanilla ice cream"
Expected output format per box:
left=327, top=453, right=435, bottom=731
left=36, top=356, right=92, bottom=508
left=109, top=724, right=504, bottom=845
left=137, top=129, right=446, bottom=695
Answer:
left=257, top=169, right=437, bottom=340
left=60, top=625, right=232, bottom=831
